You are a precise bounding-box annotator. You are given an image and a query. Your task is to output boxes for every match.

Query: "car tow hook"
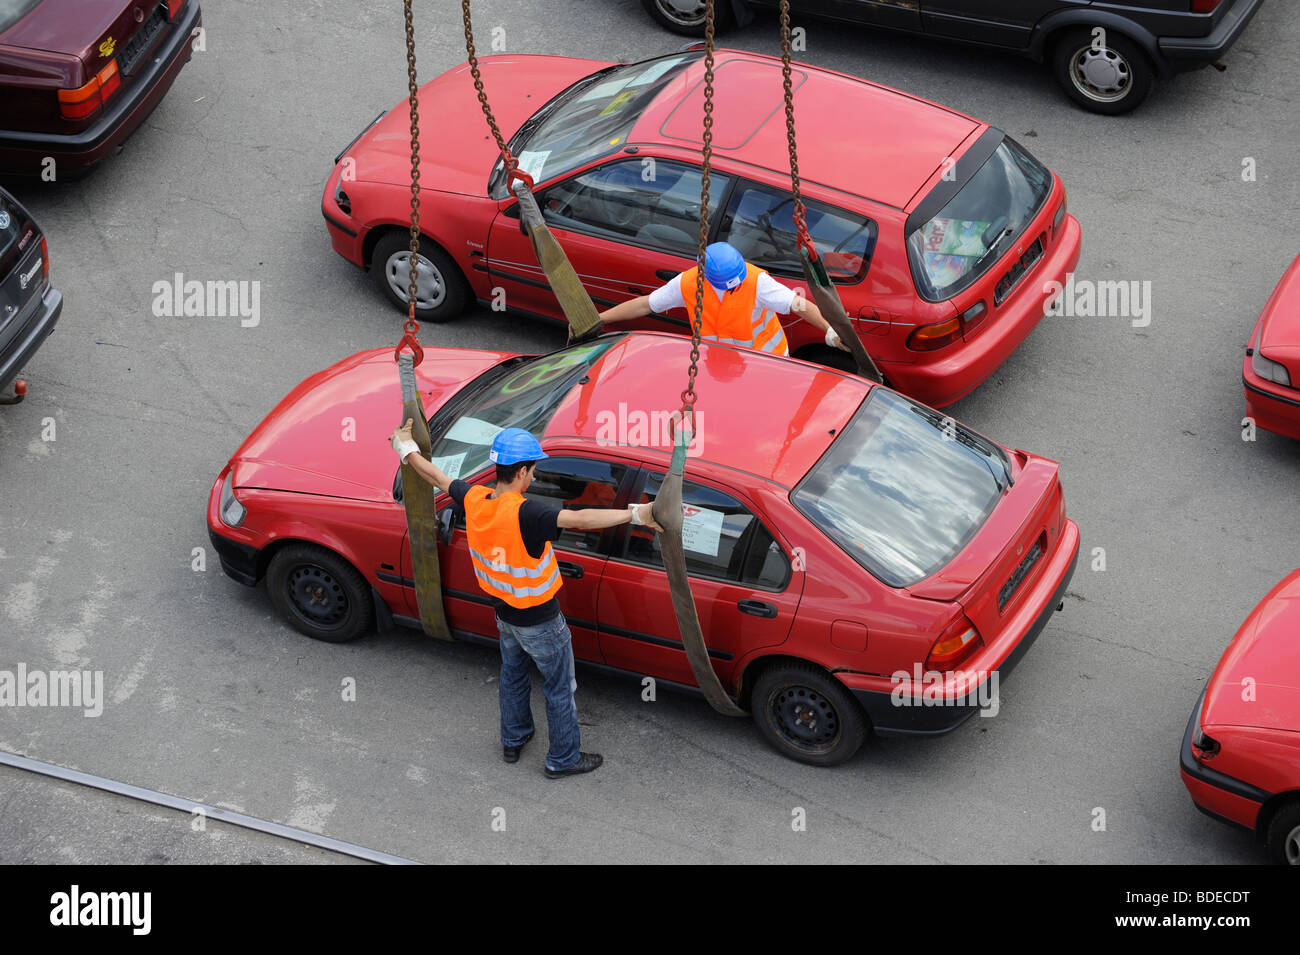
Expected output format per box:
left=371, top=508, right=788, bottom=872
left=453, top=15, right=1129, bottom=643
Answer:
left=0, top=379, right=27, bottom=405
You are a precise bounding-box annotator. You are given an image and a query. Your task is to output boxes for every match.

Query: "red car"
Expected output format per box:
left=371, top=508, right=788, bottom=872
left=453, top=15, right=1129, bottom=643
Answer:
left=1181, top=570, right=1300, bottom=865
left=207, top=333, right=1080, bottom=765
left=321, top=49, right=1082, bottom=409
left=1243, top=254, right=1300, bottom=441
left=0, top=0, right=201, bottom=176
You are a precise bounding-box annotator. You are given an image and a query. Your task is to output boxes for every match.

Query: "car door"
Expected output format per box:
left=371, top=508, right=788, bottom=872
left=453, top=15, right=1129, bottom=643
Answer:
left=401, top=454, right=633, bottom=663
left=920, top=1, right=1062, bottom=49
left=597, top=468, right=803, bottom=690
left=486, top=157, right=732, bottom=329
left=768, top=0, right=921, bottom=32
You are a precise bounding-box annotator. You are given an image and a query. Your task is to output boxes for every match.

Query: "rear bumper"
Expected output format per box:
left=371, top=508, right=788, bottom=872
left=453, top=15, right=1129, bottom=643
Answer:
left=848, top=519, right=1080, bottom=736
left=1243, top=365, right=1300, bottom=441
left=1179, top=686, right=1268, bottom=833
left=0, top=285, right=62, bottom=391
left=0, top=3, right=201, bottom=173
left=1159, top=0, right=1264, bottom=68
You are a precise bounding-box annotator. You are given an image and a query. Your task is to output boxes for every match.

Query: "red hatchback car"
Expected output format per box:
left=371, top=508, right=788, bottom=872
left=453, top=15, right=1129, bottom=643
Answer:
left=207, top=333, right=1080, bottom=765
left=1243, top=254, right=1300, bottom=441
left=0, top=0, right=201, bottom=176
left=1181, top=570, right=1300, bottom=865
left=322, top=49, right=1082, bottom=409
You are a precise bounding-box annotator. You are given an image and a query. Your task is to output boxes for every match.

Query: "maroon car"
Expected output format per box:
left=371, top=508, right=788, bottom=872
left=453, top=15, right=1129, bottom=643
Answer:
left=0, top=0, right=201, bottom=176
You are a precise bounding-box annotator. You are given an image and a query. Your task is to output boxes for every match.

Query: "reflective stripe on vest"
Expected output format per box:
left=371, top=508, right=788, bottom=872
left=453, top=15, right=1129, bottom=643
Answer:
left=463, top=484, right=563, bottom=609
left=679, top=263, right=790, bottom=357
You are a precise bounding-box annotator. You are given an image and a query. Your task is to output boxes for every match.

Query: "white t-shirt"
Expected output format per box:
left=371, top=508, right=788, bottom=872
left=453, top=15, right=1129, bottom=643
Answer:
left=647, top=271, right=798, bottom=316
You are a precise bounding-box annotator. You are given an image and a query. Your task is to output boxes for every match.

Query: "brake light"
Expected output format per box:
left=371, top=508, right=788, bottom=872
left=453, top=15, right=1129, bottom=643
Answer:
left=1052, top=199, right=1067, bottom=239
left=167, top=0, right=184, bottom=18
left=57, top=60, right=121, bottom=120
left=1191, top=0, right=1222, bottom=12
left=907, top=316, right=962, bottom=351
left=925, top=616, right=984, bottom=671
left=40, top=237, right=49, bottom=283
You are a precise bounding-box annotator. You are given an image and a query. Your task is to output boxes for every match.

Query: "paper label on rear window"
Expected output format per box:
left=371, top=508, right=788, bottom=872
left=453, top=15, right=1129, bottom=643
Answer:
left=681, top=504, right=725, bottom=557
left=431, top=452, right=466, bottom=479
left=516, top=150, right=551, bottom=181
left=443, top=416, right=503, bottom=446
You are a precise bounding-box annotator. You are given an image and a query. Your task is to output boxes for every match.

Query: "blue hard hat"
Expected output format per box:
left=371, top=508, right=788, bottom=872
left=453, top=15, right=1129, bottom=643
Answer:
left=489, top=427, right=547, bottom=466
left=704, top=242, right=747, bottom=291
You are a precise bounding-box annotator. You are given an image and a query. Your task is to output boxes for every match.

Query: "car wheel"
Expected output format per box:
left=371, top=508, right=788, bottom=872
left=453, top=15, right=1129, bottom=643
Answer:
left=1051, top=28, right=1154, bottom=116
left=266, top=544, right=372, bottom=644
left=1265, top=801, right=1300, bottom=865
left=799, top=343, right=857, bottom=374
left=640, top=0, right=732, bottom=37
left=752, top=662, right=867, bottom=766
left=370, top=231, right=467, bottom=323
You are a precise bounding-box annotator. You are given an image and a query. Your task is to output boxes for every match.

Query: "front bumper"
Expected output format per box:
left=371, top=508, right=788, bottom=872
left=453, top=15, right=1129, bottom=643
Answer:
left=1179, top=685, right=1269, bottom=833
left=0, top=285, right=62, bottom=391
left=1159, top=0, right=1264, bottom=69
left=1243, top=362, right=1300, bottom=441
left=206, top=472, right=261, bottom=586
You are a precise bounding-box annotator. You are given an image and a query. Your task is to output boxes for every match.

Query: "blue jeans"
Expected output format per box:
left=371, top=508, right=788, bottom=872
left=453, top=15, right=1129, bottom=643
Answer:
left=496, top=612, right=581, bottom=771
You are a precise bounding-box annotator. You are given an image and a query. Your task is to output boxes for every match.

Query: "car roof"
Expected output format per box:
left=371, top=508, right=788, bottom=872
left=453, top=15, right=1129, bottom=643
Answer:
left=544, top=332, right=870, bottom=489
left=629, top=50, right=984, bottom=211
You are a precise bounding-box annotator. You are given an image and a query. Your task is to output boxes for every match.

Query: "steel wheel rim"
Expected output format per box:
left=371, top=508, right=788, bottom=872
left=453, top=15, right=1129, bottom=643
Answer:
left=769, top=685, right=840, bottom=751
left=1286, top=823, right=1300, bottom=865
left=386, top=250, right=446, bottom=308
left=1070, top=46, right=1132, bottom=103
left=286, top=564, right=349, bottom=630
left=654, top=0, right=707, bottom=28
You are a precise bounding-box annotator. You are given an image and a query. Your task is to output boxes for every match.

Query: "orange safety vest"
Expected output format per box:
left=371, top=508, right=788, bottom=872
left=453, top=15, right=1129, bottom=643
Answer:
left=464, top=485, right=563, bottom=609
left=679, top=263, right=790, bottom=356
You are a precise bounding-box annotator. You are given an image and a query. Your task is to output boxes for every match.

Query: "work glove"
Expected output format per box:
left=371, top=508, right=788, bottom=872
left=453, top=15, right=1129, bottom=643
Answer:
left=391, top=418, right=420, bottom=462
left=826, top=327, right=851, bottom=352
left=567, top=321, right=603, bottom=347
left=629, top=500, right=663, bottom=534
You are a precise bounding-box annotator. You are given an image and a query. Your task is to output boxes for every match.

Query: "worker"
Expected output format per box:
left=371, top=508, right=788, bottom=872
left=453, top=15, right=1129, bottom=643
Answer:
left=597, top=241, right=852, bottom=357
left=390, top=422, right=662, bottom=778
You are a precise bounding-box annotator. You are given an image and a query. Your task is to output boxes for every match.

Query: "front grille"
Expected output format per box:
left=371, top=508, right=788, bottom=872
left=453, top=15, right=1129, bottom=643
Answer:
left=999, top=536, right=1044, bottom=612
left=993, top=235, right=1044, bottom=306
left=118, top=5, right=168, bottom=77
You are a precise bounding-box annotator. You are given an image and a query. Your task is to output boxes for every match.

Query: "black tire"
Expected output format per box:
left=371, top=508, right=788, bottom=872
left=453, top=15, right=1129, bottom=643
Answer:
left=752, top=662, right=868, bottom=766
left=1050, top=28, right=1154, bottom=116
left=1264, top=800, right=1300, bottom=865
left=266, top=544, right=372, bottom=644
left=640, top=0, right=733, bottom=37
left=370, top=231, right=468, bottom=323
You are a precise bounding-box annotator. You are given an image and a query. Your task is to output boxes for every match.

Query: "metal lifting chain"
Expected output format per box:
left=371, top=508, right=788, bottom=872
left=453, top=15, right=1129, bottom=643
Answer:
left=397, top=0, right=424, bottom=365
left=462, top=0, right=534, bottom=190
left=778, top=0, right=812, bottom=256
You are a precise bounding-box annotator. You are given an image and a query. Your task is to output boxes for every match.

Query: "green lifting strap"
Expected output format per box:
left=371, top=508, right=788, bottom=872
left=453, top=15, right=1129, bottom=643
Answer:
left=512, top=181, right=604, bottom=341
left=652, top=427, right=748, bottom=717
left=800, top=247, right=884, bottom=383
left=398, top=352, right=453, bottom=642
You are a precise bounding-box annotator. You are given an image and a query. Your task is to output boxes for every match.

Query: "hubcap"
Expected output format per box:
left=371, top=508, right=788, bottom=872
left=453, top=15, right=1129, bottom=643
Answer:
left=1071, top=46, right=1132, bottom=103
left=386, top=250, right=446, bottom=309
left=655, top=0, right=707, bottom=27
left=286, top=564, right=348, bottom=629
left=770, top=685, right=839, bottom=750
left=1286, top=823, right=1300, bottom=865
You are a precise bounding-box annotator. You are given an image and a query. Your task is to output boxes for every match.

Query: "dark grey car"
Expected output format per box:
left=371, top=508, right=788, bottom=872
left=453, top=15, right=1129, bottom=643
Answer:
left=0, top=187, right=61, bottom=399
left=643, top=0, right=1265, bottom=114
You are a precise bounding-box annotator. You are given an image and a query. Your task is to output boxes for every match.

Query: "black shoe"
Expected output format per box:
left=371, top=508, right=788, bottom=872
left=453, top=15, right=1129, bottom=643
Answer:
left=503, top=731, right=534, bottom=764
left=544, top=752, right=603, bottom=779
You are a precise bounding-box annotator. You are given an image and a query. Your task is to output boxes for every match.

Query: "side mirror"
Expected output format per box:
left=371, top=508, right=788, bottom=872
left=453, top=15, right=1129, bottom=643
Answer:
left=438, top=506, right=456, bottom=546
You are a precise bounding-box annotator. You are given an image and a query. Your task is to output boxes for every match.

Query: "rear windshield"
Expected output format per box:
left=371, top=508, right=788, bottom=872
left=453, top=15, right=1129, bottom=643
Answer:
left=792, top=389, right=1009, bottom=588
left=0, top=0, right=39, bottom=33
left=907, top=139, right=1051, bottom=302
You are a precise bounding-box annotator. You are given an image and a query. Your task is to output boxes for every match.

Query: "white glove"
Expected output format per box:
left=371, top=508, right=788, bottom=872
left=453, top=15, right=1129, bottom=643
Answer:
left=825, top=327, right=841, bottom=349
left=629, top=502, right=648, bottom=525
left=392, top=436, right=420, bottom=462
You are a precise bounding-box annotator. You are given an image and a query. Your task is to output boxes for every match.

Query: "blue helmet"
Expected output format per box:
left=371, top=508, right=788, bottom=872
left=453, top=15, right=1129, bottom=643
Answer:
left=703, top=242, right=747, bottom=292
left=489, top=427, right=547, bottom=466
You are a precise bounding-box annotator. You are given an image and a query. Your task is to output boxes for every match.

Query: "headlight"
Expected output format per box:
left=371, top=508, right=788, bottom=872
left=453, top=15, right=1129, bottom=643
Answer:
left=220, top=473, right=247, bottom=528
left=1252, top=343, right=1293, bottom=386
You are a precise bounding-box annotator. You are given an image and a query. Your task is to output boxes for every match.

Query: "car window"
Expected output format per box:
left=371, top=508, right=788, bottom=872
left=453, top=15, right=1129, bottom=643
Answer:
left=721, top=182, right=876, bottom=282
left=525, top=456, right=629, bottom=553
left=0, top=0, right=39, bottom=33
left=621, top=472, right=789, bottom=590
left=540, top=159, right=730, bottom=258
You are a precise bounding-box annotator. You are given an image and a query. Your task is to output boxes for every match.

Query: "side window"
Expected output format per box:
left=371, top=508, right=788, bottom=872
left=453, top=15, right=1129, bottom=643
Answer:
left=522, top=456, right=629, bottom=553
left=540, top=159, right=731, bottom=257
left=622, top=472, right=790, bottom=590
left=720, top=182, right=876, bottom=282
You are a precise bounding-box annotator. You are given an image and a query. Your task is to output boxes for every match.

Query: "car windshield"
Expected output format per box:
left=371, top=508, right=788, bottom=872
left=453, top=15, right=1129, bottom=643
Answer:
left=0, top=0, right=39, bottom=32
left=490, top=54, right=697, bottom=199
left=906, top=139, right=1051, bottom=302
left=425, top=338, right=618, bottom=481
left=792, top=389, right=1009, bottom=588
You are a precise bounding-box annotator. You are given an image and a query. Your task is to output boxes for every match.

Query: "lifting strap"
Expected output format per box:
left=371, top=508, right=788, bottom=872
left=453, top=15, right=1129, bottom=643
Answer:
left=650, top=0, right=746, bottom=718
left=778, top=0, right=884, bottom=384
left=397, top=0, right=452, bottom=641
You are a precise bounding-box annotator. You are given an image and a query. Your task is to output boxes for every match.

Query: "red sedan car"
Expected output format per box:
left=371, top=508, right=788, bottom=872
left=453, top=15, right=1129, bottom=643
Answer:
left=208, top=333, right=1079, bottom=765
left=1181, top=570, right=1300, bottom=864
left=0, top=0, right=201, bottom=176
left=1243, top=254, right=1300, bottom=441
left=321, top=49, right=1082, bottom=409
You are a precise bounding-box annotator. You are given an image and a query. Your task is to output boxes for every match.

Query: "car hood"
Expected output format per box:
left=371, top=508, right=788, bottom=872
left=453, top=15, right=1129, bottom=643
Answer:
left=230, top=347, right=514, bottom=503
left=1257, top=253, right=1300, bottom=381
left=351, top=54, right=610, bottom=196
left=1202, top=570, right=1300, bottom=732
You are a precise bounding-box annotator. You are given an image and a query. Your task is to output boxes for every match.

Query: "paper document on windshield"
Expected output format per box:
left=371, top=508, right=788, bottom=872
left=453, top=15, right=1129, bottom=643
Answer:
left=443, top=416, right=503, bottom=447
left=681, top=504, right=725, bottom=557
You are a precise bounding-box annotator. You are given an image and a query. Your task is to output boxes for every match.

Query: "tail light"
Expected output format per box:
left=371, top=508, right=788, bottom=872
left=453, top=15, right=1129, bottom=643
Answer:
left=40, top=236, right=49, bottom=284
left=167, top=0, right=184, bottom=18
left=925, top=616, right=983, bottom=671
left=1052, top=199, right=1067, bottom=240
left=57, top=60, right=121, bottom=120
left=1191, top=0, right=1222, bottom=12
left=907, top=316, right=962, bottom=351
left=960, top=300, right=987, bottom=334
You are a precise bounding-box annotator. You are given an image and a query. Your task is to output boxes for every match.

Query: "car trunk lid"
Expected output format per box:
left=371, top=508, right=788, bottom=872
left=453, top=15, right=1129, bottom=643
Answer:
left=0, top=194, right=45, bottom=336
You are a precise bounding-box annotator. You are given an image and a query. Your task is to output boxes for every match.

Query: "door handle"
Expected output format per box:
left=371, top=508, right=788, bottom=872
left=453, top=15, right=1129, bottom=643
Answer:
left=737, top=599, right=777, bottom=618
left=655, top=269, right=679, bottom=281
left=557, top=560, right=584, bottom=579
left=628, top=286, right=646, bottom=295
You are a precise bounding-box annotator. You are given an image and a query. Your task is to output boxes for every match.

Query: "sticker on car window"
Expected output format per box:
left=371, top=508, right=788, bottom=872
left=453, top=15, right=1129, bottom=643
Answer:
left=681, top=504, right=725, bottom=557
left=431, top=451, right=466, bottom=479
left=443, top=416, right=503, bottom=446
left=598, top=91, right=634, bottom=117
left=577, top=79, right=627, bottom=103
left=516, top=150, right=551, bottom=181
left=626, top=57, right=684, bottom=88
